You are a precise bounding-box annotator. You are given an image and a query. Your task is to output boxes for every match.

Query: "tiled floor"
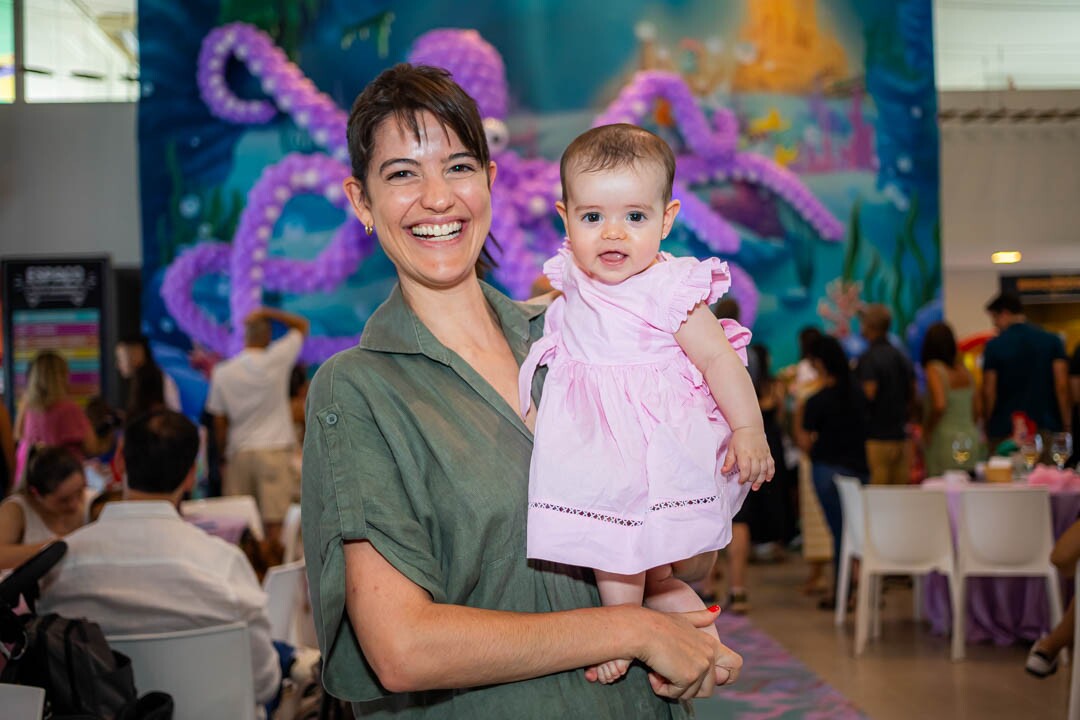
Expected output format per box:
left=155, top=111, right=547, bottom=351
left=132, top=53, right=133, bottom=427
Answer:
left=725, top=555, right=1070, bottom=720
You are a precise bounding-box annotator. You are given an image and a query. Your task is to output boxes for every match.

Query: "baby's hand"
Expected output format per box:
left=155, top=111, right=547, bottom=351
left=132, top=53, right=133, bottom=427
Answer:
left=722, top=427, right=775, bottom=490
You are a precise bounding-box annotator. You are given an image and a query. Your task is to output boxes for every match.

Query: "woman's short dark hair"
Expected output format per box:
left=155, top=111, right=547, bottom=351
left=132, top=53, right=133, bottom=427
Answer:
left=123, top=410, right=199, bottom=494
left=346, top=63, right=497, bottom=275
left=347, top=63, right=490, bottom=190
left=25, top=445, right=84, bottom=497
left=921, top=322, right=958, bottom=368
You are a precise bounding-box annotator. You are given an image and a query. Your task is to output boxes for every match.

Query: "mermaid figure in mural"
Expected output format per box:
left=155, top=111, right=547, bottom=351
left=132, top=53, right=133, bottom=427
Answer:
left=163, top=24, right=843, bottom=363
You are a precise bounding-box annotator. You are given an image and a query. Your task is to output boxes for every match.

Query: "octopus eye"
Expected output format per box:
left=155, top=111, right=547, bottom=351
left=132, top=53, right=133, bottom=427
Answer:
left=483, top=118, right=509, bottom=154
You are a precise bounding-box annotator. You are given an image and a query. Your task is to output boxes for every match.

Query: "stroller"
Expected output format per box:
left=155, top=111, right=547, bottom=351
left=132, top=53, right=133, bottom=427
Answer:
left=0, top=541, right=173, bottom=719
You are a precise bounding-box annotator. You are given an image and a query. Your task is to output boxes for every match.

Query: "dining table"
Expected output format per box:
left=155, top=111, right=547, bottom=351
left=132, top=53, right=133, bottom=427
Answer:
left=921, top=474, right=1080, bottom=645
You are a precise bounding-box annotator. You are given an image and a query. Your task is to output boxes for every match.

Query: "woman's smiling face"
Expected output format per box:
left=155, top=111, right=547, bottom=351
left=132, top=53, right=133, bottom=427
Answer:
left=345, top=111, right=497, bottom=295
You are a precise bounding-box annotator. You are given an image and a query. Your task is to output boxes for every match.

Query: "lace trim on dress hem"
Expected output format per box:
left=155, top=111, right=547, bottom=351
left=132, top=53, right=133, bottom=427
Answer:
left=529, top=495, right=720, bottom=526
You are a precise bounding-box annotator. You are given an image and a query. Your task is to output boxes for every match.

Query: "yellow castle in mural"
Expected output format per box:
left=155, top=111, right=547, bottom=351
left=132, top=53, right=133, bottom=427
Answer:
left=732, top=0, right=848, bottom=93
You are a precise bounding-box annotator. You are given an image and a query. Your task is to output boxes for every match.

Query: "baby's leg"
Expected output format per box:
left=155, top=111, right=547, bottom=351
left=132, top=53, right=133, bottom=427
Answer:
left=644, top=564, right=729, bottom=684
left=592, top=569, right=646, bottom=684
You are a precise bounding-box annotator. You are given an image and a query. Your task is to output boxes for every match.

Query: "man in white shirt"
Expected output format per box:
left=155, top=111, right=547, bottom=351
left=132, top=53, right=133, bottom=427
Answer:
left=38, top=410, right=282, bottom=705
left=206, top=307, right=309, bottom=544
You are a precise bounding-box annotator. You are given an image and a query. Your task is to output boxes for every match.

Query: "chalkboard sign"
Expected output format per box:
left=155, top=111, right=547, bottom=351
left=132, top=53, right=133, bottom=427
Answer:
left=2, top=256, right=112, bottom=415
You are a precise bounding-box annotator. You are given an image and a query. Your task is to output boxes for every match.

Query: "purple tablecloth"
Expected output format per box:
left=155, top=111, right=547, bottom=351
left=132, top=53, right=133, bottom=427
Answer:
left=184, top=513, right=249, bottom=545
left=922, top=484, right=1080, bottom=645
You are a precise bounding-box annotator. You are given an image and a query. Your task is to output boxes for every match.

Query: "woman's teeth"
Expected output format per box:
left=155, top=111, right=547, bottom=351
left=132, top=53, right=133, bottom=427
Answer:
left=411, top=221, right=463, bottom=240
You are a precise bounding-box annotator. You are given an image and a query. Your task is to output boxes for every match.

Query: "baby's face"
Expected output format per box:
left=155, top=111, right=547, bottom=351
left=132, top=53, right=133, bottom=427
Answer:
left=557, top=162, right=679, bottom=285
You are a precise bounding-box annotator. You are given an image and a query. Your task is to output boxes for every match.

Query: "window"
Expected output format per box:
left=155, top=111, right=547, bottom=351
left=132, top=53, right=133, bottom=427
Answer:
left=23, top=0, right=137, bottom=102
left=1, top=0, right=12, bottom=102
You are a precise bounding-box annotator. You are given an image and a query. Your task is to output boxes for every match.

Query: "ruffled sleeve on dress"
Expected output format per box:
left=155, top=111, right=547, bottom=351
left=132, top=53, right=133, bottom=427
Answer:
left=659, top=256, right=732, bottom=331
left=654, top=255, right=751, bottom=366
left=541, top=246, right=571, bottom=292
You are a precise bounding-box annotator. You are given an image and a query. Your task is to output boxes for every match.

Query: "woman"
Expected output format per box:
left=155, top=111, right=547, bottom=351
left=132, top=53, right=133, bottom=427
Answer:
left=0, top=445, right=86, bottom=568
left=115, top=335, right=181, bottom=416
left=921, top=322, right=983, bottom=477
left=302, top=64, right=740, bottom=717
left=794, top=334, right=868, bottom=608
left=14, top=352, right=109, bottom=478
left=789, top=326, right=832, bottom=595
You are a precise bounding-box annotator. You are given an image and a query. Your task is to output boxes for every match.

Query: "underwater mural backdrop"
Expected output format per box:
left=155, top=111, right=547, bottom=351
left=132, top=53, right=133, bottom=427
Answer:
left=138, top=0, right=940, bottom=411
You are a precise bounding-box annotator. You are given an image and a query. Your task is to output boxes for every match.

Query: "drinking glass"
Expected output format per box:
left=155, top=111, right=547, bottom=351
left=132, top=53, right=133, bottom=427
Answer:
left=1051, top=432, right=1073, bottom=470
left=1020, top=434, right=1043, bottom=474
left=951, top=433, right=974, bottom=468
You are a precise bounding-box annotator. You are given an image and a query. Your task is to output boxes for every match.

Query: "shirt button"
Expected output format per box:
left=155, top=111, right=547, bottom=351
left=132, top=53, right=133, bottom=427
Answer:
left=325, top=413, right=338, bottom=426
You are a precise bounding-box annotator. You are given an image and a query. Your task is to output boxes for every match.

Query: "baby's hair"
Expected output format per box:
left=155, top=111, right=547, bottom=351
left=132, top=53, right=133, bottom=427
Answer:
left=560, top=123, right=676, bottom=204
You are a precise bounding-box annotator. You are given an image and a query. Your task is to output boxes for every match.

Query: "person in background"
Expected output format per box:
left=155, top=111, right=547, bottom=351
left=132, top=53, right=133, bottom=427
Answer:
left=920, top=322, right=984, bottom=477
left=14, top=352, right=110, bottom=469
left=115, top=335, right=181, bottom=415
left=1069, top=343, right=1080, bottom=467
left=856, top=304, right=915, bottom=485
left=982, top=291, right=1070, bottom=453
left=0, top=445, right=86, bottom=568
left=0, top=403, right=14, bottom=496
left=289, top=365, right=310, bottom=447
left=796, top=334, right=869, bottom=610
left=206, top=306, right=309, bottom=546
left=37, top=410, right=284, bottom=705
left=788, top=326, right=831, bottom=595
left=1026, top=518, right=1080, bottom=677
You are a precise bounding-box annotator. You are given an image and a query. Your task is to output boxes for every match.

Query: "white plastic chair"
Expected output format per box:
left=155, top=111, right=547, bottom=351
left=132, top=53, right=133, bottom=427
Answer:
left=263, top=559, right=306, bottom=644
left=953, top=486, right=1062, bottom=661
left=106, top=622, right=256, bottom=720
left=1068, top=558, right=1080, bottom=720
left=856, top=487, right=961, bottom=659
left=0, top=683, right=45, bottom=720
left=181, top=495, right=265, bottom=541
left=833, top=475, right=864, bottom=627
left=280, top=503, right=302, bottom=563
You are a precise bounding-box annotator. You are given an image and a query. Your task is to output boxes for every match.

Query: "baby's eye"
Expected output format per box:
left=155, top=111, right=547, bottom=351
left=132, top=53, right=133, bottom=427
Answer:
left=627, top=211, right=647, bottom=223
left=582, top=212, right=601, bottom=223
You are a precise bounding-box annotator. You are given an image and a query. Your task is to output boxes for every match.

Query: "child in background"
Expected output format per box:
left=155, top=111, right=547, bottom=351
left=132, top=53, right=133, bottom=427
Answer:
left=519, top=124, right=774, bottom=683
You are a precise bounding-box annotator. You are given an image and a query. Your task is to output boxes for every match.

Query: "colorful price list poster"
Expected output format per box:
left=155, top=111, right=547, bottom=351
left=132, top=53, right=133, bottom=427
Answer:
left=2, top=258, right=111, bottom=414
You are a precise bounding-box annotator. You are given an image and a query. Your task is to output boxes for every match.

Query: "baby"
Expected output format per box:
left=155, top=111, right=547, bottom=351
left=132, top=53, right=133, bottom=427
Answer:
left=519, top=123, right=774, bottom=683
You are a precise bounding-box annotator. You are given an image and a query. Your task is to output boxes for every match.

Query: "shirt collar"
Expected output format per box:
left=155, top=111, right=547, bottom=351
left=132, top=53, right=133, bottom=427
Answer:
left=99, top=501, right=182, bottom=522
left=358, top=281, right=545, bottom=360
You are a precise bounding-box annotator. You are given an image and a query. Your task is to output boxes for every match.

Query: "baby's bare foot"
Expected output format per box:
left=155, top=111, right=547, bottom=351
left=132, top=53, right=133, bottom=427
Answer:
left=593, top=658, right=630, bottom=684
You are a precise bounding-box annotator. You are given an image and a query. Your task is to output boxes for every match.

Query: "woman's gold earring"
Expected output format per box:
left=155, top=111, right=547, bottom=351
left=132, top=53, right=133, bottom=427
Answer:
left=364, top=224, right=374, bottom=236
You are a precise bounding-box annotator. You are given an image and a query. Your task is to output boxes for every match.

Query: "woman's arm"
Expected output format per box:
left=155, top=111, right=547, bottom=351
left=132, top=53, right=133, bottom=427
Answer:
left=0, top=499, right=47, bottom=570
left=0, top=404, right=14, bottom=490
left=675, top=303, right=774, bottom=489
left=343, top=540, right=741, bottom=699
left=792, top=398, right=814, bottom=454
left=923, top=362, right=946, bottom=438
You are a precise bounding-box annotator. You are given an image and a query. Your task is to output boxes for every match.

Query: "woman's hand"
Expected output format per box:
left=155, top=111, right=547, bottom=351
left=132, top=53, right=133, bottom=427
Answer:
left=582, top=606, right=742, bottom=700
left=633, top=606, right=741, bottom=700
left=723, top=427, right=775, bottom=490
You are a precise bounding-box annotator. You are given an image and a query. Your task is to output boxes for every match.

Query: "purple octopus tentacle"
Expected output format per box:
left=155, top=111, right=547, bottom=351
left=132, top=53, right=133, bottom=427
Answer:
left=221, top=152, right=368, bottom=356
left=161, top=243, right=232, bottom=354
left=727, top=153, right=844, bottom=241
left=198, top=23, right=348, bottom=161
left=725, top=261, right=759, bottom=329
left=593, top=71, right=734, bottom=161
left=672, top=180, right=741, bottom=255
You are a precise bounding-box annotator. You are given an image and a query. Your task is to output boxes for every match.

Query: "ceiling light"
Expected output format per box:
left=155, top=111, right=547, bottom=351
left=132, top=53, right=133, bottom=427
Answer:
left=991, top=251, right=1021, bottom=264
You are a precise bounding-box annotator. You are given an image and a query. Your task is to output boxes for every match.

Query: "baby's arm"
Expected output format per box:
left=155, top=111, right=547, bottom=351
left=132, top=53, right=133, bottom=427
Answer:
left=674, top=303, right=775, bottom=489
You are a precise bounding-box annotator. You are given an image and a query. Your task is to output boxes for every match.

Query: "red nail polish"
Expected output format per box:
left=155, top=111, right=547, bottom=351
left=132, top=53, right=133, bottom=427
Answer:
left=708, top=604, right=720, bottom=613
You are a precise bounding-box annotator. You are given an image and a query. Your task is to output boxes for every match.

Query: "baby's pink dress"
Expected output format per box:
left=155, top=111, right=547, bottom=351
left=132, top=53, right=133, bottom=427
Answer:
left=518, top=248, right=752, bottom=575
